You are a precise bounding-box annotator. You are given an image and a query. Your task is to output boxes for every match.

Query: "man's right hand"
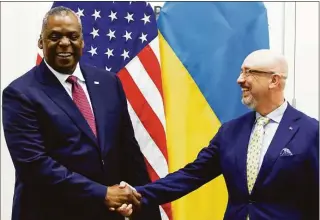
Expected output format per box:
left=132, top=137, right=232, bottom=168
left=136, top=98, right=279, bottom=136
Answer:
left=104, top=183, right=141, bottom=212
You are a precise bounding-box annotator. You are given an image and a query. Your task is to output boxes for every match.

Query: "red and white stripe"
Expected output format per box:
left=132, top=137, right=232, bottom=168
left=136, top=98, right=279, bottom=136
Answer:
left=118, top=35, right=172, bottom=220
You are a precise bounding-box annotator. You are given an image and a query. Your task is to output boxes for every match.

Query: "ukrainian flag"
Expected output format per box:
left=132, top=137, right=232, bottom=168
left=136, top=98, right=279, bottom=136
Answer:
left=158, top=2, right=269, bottom=220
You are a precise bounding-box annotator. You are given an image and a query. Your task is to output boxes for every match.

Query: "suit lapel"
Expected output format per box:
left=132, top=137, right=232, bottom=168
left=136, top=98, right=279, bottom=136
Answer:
left=254, top=104, right=301, bottom=190
left=36, top=61, right=98, bottom=148
left=235, top=112, right=256, bottom=193
left=80, top=64, right=109, bottom=154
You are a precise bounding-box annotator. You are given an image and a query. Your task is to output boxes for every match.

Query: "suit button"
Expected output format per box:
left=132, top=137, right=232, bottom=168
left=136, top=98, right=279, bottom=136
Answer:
left=248, top=199, right=255, bottom=204
left=101, top=160, right=105, bottom=165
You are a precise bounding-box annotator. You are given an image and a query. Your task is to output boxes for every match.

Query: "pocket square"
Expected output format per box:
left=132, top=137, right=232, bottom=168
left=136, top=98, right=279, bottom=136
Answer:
left=280, top=148, right=293, bottom=156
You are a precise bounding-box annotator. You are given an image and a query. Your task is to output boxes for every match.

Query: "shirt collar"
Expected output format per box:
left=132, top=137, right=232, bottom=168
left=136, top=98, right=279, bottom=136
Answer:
left=44, top=59, right=84, bottom=83
left=255, top=100, right=288, bottom=123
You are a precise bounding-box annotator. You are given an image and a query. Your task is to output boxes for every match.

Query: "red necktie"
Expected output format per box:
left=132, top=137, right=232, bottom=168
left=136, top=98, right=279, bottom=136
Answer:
left=66, top=75, right=97, bottom=137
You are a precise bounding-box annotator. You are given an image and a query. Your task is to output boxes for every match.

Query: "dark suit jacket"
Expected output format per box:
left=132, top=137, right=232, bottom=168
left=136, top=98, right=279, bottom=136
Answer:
left=136, top=104, right=319, bottom=220
left=2, top=61, right=161, bottom=220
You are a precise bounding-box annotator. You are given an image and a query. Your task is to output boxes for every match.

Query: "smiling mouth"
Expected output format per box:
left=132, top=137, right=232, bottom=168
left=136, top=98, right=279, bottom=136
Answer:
left=57, top=52, right=72, bottom=58
left=242, top=88, right=251, bottom=96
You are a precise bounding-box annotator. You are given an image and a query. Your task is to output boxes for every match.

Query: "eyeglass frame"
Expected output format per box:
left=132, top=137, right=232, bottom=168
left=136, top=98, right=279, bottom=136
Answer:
left=239, top=68, right=287, bottom=79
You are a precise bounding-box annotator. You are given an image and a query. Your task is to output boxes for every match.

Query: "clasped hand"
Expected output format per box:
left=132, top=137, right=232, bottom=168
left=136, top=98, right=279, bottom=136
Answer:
left=105, top=181, right=139, bottom=217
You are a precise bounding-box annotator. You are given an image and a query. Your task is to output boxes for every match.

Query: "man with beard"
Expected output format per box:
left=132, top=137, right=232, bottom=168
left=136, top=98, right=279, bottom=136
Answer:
left=2, top=6, right=161, bottom=220
left=117, top=49, right=319, bottom=220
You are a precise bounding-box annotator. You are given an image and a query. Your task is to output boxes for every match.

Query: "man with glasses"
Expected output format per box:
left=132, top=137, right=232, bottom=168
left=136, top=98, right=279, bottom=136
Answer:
left=116, top=49, right=319, bottom=220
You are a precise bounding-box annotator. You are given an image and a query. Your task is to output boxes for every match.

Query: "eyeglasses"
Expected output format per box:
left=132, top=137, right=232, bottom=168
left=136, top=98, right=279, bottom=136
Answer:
left=240, top=69, right=287, bottom=79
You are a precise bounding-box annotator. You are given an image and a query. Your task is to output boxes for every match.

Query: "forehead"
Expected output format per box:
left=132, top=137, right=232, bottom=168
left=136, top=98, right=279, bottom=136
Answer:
left=241, top=53, right=277, bottom=71
left=45, top=14, right=81, bottom=33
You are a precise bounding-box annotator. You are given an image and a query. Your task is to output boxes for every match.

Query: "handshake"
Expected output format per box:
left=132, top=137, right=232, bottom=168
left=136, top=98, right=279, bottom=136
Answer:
left=104, top=181, right=141, bottom=217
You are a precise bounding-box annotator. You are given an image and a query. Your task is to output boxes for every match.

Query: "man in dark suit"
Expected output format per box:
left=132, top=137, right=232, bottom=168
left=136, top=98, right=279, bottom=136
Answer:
left=118, top=49, right=319, bottom=220
left=2, top=6, right=161, bottom=220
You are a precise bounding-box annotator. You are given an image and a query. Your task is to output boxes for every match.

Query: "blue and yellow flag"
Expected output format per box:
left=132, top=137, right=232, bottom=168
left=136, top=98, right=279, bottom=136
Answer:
left=158, top=2, right=269, bottom=220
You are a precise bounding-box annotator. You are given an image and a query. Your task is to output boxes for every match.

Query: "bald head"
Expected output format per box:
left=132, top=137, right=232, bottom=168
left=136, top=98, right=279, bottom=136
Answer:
left=242, top=49, right=288, bottom=78
left=238, top=49, right=288, bottom=114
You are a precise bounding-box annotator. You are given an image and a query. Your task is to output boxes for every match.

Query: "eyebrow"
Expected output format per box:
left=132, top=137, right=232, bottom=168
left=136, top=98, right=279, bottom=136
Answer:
left=249, top=69, right=275, bottom=74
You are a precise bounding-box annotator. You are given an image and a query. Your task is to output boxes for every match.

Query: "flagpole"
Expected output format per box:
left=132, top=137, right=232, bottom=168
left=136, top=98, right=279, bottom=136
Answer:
left=292, top=2, right=297, bottom=108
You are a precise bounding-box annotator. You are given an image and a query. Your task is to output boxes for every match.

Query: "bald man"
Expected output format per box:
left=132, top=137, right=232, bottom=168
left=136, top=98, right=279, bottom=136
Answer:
left=116, top=49, right=319, bottom=220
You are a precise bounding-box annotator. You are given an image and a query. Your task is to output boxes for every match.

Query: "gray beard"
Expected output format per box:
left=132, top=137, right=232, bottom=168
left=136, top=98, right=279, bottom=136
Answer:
left=241, top=96, right=257, bottom=110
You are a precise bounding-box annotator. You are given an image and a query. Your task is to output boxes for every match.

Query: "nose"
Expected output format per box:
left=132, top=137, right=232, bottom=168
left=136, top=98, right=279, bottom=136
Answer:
left=59, top=36, right=71, bottom=47
left=237, top=73, right=245, bottom=85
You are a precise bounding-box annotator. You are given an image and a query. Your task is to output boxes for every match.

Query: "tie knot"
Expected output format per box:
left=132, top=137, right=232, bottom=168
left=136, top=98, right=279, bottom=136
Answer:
left=256, top=117, right=269, bottom=126
left=66, top=75, right=77, bottom=84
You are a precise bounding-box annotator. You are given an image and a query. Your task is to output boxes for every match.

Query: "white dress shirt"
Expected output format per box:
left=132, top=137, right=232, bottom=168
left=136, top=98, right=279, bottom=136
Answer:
left=44, top=60, right=95, bottom=114
left=250, top=101, right=288, bottom=170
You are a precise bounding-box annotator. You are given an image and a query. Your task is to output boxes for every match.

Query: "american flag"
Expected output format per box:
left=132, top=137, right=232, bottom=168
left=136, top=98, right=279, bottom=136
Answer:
left=37, top=1, right=171, bottom=220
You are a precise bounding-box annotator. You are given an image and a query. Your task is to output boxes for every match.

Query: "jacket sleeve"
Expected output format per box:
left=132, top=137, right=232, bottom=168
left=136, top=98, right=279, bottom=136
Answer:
left=135, top=125, right=224, bottom=207
left=305, top=119, right=319, bottom=220
left=115, top=76, right=162, bottom=220
left=2, top=86, right=107, bottom=203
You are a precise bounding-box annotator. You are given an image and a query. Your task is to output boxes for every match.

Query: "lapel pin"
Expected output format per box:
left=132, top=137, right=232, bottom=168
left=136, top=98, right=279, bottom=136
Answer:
left=289, top=126, right=293, bottom=130
left=94, top=81, right=100, bottom=85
